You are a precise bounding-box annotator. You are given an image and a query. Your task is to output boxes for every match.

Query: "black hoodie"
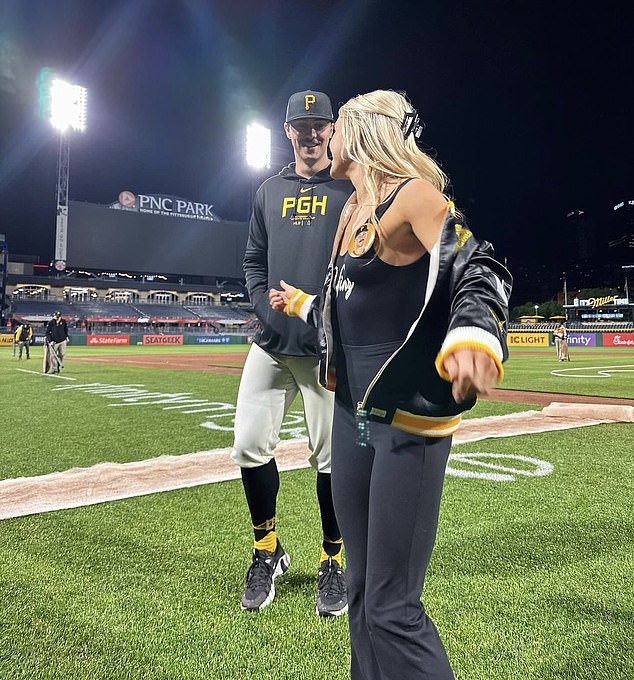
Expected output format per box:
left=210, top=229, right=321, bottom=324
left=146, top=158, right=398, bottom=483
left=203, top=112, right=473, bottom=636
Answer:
left=244, top=162, right=353, bottom=356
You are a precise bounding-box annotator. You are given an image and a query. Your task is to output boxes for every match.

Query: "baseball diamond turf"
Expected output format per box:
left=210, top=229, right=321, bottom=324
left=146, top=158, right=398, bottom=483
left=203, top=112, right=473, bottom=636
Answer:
left=0, top=344, right=632, bottom=680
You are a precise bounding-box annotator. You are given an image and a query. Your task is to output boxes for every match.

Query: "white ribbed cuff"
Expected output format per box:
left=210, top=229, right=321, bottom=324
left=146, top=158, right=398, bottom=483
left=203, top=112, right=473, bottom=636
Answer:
left=296, top=294, right=316, bottom=322
left=440, top=326, right=503, bottom=361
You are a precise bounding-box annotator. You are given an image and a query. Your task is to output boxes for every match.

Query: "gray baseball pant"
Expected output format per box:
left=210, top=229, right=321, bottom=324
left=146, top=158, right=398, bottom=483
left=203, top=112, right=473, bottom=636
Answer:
left=231, top=342, right=334, bottom=472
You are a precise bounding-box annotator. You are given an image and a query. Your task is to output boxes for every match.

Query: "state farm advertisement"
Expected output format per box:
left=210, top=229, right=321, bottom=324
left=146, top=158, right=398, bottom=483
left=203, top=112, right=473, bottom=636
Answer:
left=603, top=333, right=634, bottom=347
left=87, top=334, right=130, bottom=346
left=143, top=334, right=184, bottom=345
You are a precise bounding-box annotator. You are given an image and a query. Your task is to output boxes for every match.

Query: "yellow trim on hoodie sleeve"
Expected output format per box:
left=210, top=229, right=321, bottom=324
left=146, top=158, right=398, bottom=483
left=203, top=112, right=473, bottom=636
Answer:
left=435, top=340, right=504, bottom=383
left=285, top=289, right=309, bottom=317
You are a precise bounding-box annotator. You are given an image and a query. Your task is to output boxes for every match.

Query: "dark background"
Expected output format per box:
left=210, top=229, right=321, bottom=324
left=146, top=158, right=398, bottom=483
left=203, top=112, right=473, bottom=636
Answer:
left=1, top=1, right=632, bottom=303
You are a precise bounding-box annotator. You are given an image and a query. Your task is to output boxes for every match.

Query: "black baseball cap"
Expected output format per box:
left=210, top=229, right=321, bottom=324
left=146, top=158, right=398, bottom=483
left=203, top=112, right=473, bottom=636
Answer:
left=285, top=90, right=334, bottom=123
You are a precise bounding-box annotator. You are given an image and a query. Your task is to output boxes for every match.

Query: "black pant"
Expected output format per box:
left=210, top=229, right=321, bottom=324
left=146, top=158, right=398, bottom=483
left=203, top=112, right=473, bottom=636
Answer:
left=332, top=342, right=454, bottom=680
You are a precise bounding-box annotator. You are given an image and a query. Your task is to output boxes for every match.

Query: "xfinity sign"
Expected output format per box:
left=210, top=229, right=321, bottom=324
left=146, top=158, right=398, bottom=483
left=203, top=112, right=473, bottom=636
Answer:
left=110, top=190, right=218, bottom=221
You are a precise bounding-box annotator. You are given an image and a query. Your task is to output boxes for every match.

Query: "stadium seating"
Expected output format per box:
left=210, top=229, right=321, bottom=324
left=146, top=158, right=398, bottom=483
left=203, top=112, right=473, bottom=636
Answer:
left=11, top=300, right=77, bottom=321
left=132, top=303, right=199, bottom=321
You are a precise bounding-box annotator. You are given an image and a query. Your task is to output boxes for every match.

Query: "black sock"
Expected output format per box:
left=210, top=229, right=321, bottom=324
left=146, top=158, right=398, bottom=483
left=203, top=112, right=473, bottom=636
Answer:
left=241, top=459, right=280, bottom=533
left=317, top=472, right=341, bottom=549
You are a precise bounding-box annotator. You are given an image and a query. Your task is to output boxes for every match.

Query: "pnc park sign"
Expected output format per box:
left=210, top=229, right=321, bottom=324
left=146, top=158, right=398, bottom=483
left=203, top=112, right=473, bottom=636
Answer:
left=109, top=190, right=217, bottom=221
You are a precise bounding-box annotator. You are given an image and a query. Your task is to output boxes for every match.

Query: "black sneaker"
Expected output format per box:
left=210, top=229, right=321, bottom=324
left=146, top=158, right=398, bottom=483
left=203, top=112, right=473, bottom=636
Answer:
left=240, top=542, right=290, bottom=611
left=316, top=557, right=348, bottom=617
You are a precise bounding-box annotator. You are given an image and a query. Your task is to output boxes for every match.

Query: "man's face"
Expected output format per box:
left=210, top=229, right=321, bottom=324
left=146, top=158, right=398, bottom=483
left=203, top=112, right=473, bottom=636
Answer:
left=284, top=118, right=333, bottom=164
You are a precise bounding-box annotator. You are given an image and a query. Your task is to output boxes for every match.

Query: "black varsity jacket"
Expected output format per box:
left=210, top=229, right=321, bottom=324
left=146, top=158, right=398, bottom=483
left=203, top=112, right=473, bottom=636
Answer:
left=286, top=203, right=513, bottom=437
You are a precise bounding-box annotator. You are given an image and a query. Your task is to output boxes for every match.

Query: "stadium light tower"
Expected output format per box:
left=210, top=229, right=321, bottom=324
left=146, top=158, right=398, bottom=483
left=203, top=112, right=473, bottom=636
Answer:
left=38, top=69, right=87, bottom=273
left=245, top=121, right=271, bottom=219
left=245, top=122, right=271, bottom=171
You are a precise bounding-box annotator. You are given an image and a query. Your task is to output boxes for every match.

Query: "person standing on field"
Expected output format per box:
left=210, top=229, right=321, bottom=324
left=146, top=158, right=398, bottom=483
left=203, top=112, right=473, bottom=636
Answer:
left=44, top=310, right=69, bottom=373
left=553, top=322, right=570, bottom=361
left=270, top=89, right=512, bottom=679
left=231, top=90, right=353, bottom=616
left=15, top=321, right=32, bottom=360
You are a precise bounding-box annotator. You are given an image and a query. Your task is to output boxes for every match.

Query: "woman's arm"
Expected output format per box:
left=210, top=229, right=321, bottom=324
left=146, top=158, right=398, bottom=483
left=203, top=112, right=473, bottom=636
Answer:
left=396, top=180, right=511, bottom=402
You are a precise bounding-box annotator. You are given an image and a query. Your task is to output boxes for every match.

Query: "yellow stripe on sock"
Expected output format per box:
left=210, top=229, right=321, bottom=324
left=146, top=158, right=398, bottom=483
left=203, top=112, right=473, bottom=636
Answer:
left=321, top=537, right=343, bottom=565
left=254, top=530, right=277, bottom=553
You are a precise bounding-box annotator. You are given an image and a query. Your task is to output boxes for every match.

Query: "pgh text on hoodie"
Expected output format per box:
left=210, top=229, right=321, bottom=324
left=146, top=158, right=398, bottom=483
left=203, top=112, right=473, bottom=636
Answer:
left=244, top=163, right=353, bottom=356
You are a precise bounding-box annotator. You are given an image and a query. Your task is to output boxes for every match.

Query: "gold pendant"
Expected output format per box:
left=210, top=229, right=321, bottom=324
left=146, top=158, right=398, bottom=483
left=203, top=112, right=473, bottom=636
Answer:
left=347, top=223, right=376, bottom=258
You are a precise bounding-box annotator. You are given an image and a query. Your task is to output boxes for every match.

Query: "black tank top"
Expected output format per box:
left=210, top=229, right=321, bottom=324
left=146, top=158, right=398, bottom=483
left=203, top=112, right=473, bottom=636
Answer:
left=334, top=180, right=430, bottom=346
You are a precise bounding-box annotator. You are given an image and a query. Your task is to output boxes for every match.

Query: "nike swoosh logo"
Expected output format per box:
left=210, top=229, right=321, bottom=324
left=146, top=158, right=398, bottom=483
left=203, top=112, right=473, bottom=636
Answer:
left=299, top=187, right=312, bottom=193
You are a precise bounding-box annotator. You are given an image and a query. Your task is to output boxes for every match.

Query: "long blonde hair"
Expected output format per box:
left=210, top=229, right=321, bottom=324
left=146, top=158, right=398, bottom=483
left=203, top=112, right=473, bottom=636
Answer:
left=337, top=90, right=448, bottom=213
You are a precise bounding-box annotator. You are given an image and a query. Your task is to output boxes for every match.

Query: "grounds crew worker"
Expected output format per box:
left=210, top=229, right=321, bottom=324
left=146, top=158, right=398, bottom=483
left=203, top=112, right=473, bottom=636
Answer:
left=231, top=90, right=353, bottom=616
left=44, top=310, right=69, bottom=374
left=15, top=321, right=33, bottom=360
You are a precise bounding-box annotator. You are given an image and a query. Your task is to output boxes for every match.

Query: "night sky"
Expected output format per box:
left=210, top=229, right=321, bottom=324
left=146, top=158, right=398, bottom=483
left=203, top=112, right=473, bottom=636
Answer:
left=1, top=1, right=632, bottom=303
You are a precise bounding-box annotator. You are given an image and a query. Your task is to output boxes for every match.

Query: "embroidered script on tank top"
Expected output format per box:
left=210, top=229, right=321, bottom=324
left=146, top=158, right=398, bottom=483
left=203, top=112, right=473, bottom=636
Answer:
left=334, top=262, right=355, bottom=300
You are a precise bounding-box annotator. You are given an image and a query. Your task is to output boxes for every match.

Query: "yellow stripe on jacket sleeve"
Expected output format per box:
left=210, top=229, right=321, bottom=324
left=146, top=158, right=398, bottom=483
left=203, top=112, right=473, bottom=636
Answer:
left=435, top=325, right=504, bottom=381
left=284, top=289, right=316, bottom=321
left=435, top=339, right=504, bottom=383
left=392, top=410, right=462, bottom=437
left=285, top=289, right=308, bottom=316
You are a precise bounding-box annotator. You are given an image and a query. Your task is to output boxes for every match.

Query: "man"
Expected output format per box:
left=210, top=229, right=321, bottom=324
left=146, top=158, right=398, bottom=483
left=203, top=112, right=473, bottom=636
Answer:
left=15, top=321, right=33, bottom=360
left=231, top=90, right=353, bottom=616
left=44, top=310, right=69, bottom=374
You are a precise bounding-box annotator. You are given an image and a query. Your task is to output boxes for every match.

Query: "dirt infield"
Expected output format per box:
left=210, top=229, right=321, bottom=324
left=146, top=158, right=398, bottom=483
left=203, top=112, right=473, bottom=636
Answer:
left=2, top=351, right=627, bottom=520
left=70, top=352, right=247, bottom=374
left=2, top=401, right=632, bottom=520
left=5, top=350, right=634, bottom=518
left=70, top=352, right=634, bottom=406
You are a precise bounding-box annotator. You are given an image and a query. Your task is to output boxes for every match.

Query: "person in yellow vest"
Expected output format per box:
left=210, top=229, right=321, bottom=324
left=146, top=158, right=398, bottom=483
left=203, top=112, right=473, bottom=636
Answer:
left=14, top=321, right=33, bottom=360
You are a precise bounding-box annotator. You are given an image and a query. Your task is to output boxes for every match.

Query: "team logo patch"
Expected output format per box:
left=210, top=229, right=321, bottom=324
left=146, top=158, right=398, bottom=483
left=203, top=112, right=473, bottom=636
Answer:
left=454, top=224, right=472, bottom=252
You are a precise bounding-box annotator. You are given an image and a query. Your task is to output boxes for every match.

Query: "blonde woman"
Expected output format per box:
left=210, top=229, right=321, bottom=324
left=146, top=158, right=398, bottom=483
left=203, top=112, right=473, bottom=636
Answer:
left=271, top=90, right=512, bottom=679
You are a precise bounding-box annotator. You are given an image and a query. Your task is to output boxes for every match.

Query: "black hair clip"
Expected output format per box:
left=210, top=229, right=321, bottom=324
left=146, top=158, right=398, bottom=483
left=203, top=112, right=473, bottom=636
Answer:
left=401, top=109, right=424, bottom=141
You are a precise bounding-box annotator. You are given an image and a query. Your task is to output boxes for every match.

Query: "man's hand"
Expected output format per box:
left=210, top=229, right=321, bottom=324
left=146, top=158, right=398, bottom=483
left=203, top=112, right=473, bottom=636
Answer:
left=442, top=349, right=500, bottom=403
left=269, top=280, right=298, bottom=312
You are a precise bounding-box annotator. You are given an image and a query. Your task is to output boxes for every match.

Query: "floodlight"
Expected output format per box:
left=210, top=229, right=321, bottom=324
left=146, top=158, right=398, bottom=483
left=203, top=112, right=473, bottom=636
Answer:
left=49, top=78, right=87, bottom=133
left=246, top=122, right=271, bottom=170
left=38, top=71, right=89, bottom=271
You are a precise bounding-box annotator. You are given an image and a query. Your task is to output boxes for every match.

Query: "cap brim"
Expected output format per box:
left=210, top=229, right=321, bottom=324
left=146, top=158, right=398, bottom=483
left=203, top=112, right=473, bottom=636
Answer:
left=286, top=114, right=334, bottom=123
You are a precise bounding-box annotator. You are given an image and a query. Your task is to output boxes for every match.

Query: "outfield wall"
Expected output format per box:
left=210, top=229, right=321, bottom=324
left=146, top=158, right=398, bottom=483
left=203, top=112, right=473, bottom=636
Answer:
left=1, top=333, right=252, bottom=347
left=4, top=331, right=634, bottom=349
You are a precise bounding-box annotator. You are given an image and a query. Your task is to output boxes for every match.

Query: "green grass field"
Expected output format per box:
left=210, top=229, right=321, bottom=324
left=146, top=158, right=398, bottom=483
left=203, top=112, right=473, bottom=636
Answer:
left=0, top=344, right=632, bottom=679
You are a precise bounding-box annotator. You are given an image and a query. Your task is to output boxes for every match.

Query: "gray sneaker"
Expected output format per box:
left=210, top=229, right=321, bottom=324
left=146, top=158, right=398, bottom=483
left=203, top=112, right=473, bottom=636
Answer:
left=240, top=542, right=290, bottom=611
left=316, top=557, right=348, bottom=617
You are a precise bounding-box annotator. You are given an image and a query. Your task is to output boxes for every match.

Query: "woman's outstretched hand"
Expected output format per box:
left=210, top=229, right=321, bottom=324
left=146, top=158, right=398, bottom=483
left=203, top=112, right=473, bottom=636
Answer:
left=269, top=279, right=297, bottom=312
left=442, top=349, right=500, bottom=403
